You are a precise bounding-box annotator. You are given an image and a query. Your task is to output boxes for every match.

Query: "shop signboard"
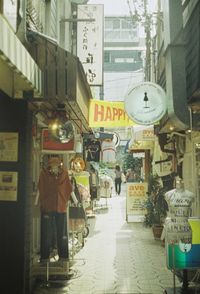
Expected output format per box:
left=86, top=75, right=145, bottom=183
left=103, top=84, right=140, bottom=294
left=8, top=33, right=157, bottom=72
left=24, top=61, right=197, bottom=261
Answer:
left=126, top=182, right=148, bottom=221
left=41, top=129, right=75, bottom=153
left=77, top=4, right=104, bottom=86
left=125, top=82, right=167, bottom=125
left=89, top=99, right=135, bottom=128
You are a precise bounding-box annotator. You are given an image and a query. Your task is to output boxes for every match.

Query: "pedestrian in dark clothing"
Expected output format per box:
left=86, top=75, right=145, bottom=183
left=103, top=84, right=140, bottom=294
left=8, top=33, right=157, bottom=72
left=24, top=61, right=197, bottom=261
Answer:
left=114, top=165, right=122, bottom=195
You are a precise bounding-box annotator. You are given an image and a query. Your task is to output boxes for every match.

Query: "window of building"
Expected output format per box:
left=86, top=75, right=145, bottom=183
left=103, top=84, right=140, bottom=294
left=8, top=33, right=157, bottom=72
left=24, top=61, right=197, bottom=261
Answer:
left=115, top=58, right=135, bottom=63
left=104, top=51, right=111, bottom=63
left=105, top=19, right=113, bottom=29
left=104, top=17, right=139, bottom=42
left=121, top=19, right=135, bottom=29
left=113, top=19, right=120, bottom=29
left=105, top=31, right=121, bottom=40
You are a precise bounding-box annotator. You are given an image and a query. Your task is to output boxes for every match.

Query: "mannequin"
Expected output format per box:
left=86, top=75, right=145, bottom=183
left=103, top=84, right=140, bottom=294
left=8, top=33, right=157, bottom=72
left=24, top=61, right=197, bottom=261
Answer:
left=38, top=157, right=72, bottom=262
left=164, top=178, right=194, bottom=244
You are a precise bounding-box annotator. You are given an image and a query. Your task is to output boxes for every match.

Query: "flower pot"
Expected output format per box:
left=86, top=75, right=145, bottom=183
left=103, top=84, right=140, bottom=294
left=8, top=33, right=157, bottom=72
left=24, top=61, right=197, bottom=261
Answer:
left=152, top=224, right=163, bottom=240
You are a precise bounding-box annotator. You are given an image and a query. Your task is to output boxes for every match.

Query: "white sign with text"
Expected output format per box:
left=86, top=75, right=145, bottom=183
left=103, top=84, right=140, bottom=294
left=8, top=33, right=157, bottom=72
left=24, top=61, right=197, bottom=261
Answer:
left=77, top=4, right=104, bottom=86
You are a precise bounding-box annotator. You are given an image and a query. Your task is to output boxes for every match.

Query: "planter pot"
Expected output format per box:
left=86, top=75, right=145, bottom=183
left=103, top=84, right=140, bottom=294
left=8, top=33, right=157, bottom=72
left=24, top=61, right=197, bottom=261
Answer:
left=152, top=224, right=163, bottom=240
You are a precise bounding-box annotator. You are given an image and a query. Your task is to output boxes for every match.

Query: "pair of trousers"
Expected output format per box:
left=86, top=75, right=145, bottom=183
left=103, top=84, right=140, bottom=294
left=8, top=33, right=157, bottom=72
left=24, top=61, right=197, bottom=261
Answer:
left=115, top=178, right=122, bottom=195
left=40, top=211, right=68, bottom=260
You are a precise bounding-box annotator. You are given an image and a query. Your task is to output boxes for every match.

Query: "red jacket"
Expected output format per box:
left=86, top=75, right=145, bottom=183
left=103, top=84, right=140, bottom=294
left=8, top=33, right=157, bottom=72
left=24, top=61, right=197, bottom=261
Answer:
left=38, top=168, right=72, bottom=213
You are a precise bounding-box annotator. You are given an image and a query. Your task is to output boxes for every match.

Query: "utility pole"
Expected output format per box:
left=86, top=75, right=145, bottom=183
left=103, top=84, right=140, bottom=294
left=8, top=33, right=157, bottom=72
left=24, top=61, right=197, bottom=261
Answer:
left=144, top=0, right=151, bottom=81
left=99, top=85, right=104, bottom=132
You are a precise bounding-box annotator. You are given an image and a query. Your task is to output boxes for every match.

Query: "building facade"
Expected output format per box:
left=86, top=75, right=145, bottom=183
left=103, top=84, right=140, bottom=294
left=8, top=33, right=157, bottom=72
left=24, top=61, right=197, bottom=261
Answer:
left=152, top=0, right=200, bottom=216
left=0, top=1, right=92, bottom=293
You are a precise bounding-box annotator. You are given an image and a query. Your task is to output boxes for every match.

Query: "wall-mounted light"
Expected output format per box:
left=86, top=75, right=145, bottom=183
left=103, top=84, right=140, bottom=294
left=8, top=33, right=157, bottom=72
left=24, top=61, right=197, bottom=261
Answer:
left=48, top=119, right=75, bottom=143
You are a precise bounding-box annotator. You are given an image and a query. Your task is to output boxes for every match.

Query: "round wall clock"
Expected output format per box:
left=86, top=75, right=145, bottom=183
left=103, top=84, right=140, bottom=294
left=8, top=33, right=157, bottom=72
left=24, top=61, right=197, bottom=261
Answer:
left=124, top=82, right=167, bottom=125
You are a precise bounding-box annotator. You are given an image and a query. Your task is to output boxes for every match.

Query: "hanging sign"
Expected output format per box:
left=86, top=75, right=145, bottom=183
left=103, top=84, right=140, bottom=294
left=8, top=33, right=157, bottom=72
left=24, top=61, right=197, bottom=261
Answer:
left=0, top=171, right=18, bottom=201
left=89, top=99, right=135, bottom=128
left=125, top=82, right=167, bottom=125
left=77, top=4, right=104, bottom=86
left=0, top=132, right=18, bottom=162
left=41, top=129, right=75, bottom=153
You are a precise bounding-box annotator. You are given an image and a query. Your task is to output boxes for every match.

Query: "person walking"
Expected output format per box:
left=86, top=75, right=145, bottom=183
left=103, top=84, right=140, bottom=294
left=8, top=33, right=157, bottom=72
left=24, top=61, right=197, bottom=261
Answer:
left=114, top=165, right=122, bottom=195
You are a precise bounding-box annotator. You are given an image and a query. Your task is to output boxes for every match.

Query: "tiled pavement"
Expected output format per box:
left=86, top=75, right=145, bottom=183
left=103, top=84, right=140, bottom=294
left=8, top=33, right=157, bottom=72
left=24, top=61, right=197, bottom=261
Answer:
left=32, top=184, right=181, bottom=294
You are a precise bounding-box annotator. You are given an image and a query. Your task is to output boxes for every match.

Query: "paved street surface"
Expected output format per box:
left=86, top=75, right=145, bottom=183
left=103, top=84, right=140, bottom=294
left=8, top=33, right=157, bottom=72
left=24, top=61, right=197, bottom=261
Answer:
left=32, top=184, right=181, bottom=294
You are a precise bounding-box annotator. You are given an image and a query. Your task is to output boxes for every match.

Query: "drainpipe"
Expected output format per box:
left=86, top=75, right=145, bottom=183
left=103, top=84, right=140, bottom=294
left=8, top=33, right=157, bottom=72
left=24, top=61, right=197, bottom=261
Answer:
left=16, top=0, right=28, bottom=44
left=163, top=0, right=190, bottom=129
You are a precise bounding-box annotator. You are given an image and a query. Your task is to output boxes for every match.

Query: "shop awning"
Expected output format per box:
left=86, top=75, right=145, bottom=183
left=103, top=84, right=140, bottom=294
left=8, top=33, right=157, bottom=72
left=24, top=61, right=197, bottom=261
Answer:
left=0, top=15, right=42, bottom=98
left=26, top=30, right=92, bottom=133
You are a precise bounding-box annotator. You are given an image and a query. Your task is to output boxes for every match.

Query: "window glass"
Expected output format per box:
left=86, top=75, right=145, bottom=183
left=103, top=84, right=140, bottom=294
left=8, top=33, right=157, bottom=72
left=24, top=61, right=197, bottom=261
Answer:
left=122, top=19, right=132, bottom=29
left=113, top=19, right=120, bottom=29
left=105, top=19, right=113, bottom=29
left=104, top=52, right=111, bottom=63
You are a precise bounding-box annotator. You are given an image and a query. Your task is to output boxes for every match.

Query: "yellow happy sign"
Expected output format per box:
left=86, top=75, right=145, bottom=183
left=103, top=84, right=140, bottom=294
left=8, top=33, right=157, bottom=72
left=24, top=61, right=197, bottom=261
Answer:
left=89, top=99, right=135, bottom=128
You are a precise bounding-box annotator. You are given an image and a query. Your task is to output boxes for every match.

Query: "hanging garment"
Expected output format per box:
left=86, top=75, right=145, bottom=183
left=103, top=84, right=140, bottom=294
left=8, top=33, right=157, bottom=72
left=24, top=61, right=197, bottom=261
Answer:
left=89, top=170, right=100, bottom=200
left=69, top=176, right=86, bottom=220
left=38, top=168, right=72, bottom=213
left=84, top=139, right=101, bottom=162
left=99, top=174, right=113, bottom=198
left=101, top=139, right=116, bottom=163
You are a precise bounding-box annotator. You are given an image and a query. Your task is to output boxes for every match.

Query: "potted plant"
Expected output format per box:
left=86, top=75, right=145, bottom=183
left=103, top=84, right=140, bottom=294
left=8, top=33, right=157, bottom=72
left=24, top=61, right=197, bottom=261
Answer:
left=143, top=174, right=168, bottom=239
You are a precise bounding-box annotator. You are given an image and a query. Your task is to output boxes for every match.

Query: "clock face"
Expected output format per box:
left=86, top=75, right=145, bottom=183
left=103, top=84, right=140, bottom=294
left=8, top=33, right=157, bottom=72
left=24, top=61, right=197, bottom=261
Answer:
left=124, top=82, right=167, bottom=125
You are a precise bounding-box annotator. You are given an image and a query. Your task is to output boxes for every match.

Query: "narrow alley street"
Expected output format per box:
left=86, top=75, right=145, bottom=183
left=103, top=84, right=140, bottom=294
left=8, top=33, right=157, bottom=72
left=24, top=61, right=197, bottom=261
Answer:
left=33, top=184, right=180, bottom=294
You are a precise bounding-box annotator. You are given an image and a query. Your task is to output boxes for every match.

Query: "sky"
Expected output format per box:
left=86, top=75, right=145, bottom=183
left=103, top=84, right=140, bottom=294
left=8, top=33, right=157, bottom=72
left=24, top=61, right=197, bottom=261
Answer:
left=88, top=0, right=130, bottom=15
left=88, top=0, right=157, bottom=16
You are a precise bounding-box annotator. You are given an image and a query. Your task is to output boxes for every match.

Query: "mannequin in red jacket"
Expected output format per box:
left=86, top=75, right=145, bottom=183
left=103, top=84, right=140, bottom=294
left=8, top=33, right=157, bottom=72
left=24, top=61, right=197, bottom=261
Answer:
left=38, top=157, right=72, bottom=262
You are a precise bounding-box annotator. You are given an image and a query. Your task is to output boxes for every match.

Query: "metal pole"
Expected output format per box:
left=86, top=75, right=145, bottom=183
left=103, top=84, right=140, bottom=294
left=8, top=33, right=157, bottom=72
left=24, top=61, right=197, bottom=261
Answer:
left=99, top=85, right=104, bottom=132
left=172, top=243, right=176, bottom=294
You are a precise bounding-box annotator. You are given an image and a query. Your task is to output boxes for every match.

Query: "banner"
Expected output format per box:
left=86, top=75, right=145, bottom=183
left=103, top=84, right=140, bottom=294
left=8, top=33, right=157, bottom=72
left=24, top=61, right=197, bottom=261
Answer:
left=89, top=99, right=135, bottom=128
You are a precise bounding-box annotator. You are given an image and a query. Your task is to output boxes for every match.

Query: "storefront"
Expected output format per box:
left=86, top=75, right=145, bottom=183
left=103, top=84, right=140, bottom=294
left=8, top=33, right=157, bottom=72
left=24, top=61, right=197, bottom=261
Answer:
left=0, top=13, right=42, bottom=294
left=0, top=14, right=93, bottom=294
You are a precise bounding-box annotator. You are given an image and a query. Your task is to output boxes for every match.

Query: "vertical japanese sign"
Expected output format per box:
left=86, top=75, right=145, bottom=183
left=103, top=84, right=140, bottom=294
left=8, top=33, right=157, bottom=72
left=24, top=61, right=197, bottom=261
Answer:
left=77, top=4, right=104, bottom=86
